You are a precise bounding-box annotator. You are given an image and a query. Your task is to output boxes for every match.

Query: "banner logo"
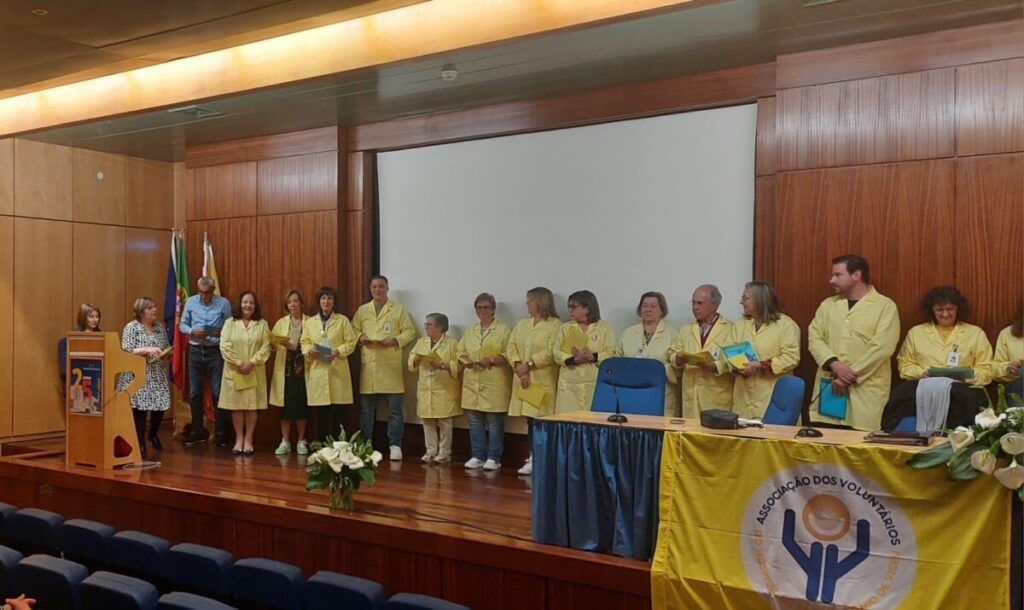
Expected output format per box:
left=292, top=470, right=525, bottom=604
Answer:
left=740, top=465, right=916, bottom=609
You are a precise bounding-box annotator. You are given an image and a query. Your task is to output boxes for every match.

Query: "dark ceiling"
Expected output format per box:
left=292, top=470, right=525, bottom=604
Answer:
left=13, top=0, right=1023, bottom=160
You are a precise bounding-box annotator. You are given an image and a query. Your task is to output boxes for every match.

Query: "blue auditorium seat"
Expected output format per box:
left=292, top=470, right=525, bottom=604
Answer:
left=590, top=357, right=667, bottom=416
left=230, top=558, right=303, bottom=610
left=16, top=554, right=88, bottom=610
left=0, top=502, right=16, bottom=537
left=106, top=531, right=171, bottom=581
left=62, top=518, right=116, bottom=565
left=163, top=543, right=234, bottom=598
left=384, top=593, right=471, bottom=610
left=5, top=508, right=64, bottom=555
left=81, top=571, right=159, bottom=610
left=762, top=376, right=805, bottom=426
left=157, top=591, right=239, bottom=610
left=0, top=544, right=23, bottom=598
left=303, top=570, right=386, bottom=610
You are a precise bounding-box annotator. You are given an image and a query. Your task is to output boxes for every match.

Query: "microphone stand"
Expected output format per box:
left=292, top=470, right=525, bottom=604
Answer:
left=606, top=365, right=627, bottom=423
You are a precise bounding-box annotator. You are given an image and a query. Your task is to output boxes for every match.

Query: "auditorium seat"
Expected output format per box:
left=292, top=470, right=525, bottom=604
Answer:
left=0, top=502, right=16, bottom=538
left=106, top=530, right=171, bottom=581
left=762, top=376, right=805, bottom=426
left=163, top=543, right=234, bottom=598
left=16, top=554, right=88, bottom=610
left=157, top=591, right=239, bottom=610
left=590, top=357, right=666, bottom=416
left=62, top=518, right=116, bottom=566
left=303, top=570, right=387, bottom=610
left=384, top=593, right=470, bottom=610
left=893, top=416, right=917, bottom=432
left=5, top=508, right=64, bottom=555
left=0, top=544, right=23, bottom=598
left=230, top=557, right=303, bottom=610
left=81, top=570, right=159, bottom=610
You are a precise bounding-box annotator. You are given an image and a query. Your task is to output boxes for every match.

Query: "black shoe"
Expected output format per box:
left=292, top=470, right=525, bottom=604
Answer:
left=148, top=435, right=163, bottom=451
left=140, top=443, right=148, bottom=460
left=183, top=434, right=205, bottom=447
left=214, top=435, right=229, bottom=448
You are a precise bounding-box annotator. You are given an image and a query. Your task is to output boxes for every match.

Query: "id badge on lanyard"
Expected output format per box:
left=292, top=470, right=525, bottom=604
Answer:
left=383, top=321, right=393, bottom=336
left=946, top=345, right=961, bottom=367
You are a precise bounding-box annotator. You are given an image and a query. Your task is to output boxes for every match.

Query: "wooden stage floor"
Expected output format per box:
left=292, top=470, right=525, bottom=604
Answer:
left=0, top=438, right=651, bottom=610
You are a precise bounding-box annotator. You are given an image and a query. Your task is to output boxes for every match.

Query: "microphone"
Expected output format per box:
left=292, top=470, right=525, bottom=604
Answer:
left=605, top=365, right=627, bottom=423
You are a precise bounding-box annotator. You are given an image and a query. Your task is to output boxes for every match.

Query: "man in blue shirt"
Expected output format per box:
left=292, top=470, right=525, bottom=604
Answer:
left=179, top=276, right=233, bottom=447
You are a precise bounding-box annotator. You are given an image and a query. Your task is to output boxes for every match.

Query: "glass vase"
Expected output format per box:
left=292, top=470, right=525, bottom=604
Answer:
left=328, top=480, right=355, bottom=510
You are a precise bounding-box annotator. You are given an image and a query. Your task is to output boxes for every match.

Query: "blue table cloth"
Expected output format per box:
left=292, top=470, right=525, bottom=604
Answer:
left=531, top=417, right=663, bottom=561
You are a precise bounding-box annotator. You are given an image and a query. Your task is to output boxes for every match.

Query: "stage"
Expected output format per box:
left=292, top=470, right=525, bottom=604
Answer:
left=0, top=436, right=651, bottom=610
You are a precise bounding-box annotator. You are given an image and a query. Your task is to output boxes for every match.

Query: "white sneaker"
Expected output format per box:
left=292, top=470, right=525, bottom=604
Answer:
left=517, top=456, right=533, bottom=476
left=464, top=457, right=484, bottom=469
left=482, top=459, right=500, bottom=471
left=390, top=446, right=403, bottom=461
left=421, top=453, right=436, bottom=463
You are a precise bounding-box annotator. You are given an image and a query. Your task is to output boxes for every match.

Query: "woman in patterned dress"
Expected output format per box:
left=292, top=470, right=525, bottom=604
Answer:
left=121, top=297, right=171, bottom=459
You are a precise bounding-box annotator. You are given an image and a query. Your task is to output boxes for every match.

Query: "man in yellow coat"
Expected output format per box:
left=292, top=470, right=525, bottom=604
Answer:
left=808, top=255, right=900, bottom=431
left=668, top=284, right=735, bottom=418
left=352, top=275, right=417, bottom=460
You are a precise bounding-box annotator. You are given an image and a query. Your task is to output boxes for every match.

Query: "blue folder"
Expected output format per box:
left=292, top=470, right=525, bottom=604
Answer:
left=818, top=378, right=848, bottom=419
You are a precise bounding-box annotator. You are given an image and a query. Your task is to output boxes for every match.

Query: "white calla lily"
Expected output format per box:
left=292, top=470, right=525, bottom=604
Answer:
left=993, top=460, right=1024, bottom=490
left=1000, top=432, right=1024, bottom=456
left=975, top=408, right=1004, bottom=430
left=949, top=426, right=975, bottom=451
left=970, top=450, right=996, bottom=475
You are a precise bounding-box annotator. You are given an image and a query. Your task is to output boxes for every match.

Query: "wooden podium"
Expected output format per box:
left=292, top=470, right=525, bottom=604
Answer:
left=65, top=331, right=147, bottom=469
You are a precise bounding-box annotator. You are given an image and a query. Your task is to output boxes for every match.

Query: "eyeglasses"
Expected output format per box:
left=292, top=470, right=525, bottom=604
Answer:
left=567, top=303, right=581, bottom=310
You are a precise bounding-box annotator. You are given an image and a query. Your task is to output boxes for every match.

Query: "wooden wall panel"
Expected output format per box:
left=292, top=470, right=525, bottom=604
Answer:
left=187, top=162, right=257, bottom=221
left=73, top=223, right=127, bottom=327
left=0, top=216, right=11, bottom=437
left=186, top=218, right=257, bottom=302
left=126, top=157, right=175, bottom=229
left=257, top=151, right=338, bottom=216
left=336, top=544, right=443, bottom=598
left=954, top=154, right=1024, bottom=339
left=13, top=218, right=72, bottom=435
left=546, top=581, right=649, bottom=610
left=776, top=19, right=1024, bottom=89
left=0, top=139, right=12, bottom=216
left=256, top=211, right=337, bottom=317
left=14, top=139, right=72, bottom=221
left=186, top=127, right=337, bottom=168
left=755, top=97, right=776, bottom=176
left=126, top=228, right=172, bottom=322
left=73, top=149, right=125, bottom=225
left=753, top=176, right=775, bottom=282
left=956, top=58, right=1024, bottom=157
left=442, top=560, right=547, bottom=610
left=776, top=69, right=954, bottom=171
left=340, top=152, right=375, bottom=315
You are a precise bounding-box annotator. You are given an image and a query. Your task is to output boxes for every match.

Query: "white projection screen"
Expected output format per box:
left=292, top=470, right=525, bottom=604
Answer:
left=377, top=103, right=757, bottom=427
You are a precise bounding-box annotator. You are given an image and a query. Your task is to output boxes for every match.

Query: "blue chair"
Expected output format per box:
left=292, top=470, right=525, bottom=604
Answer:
left=590, top=357, right=666, bottom=416
left=0, top=502, right=16, bottom=536
left=163, top=543, right=234, bottom=598
left=106, top=531, right=171, bottom=581
left=5, top=508, right=64, bottom=555
left=384, top=593, right=470, bottom=610
left=62, top=518, right=116, bottom=565
left=158, top=592, right=238, bottom=610
left=762, top=376, right=805, bottom=425
left=0, top=544, right=23, bottom=598
left=81, top=571, right=159, bottom=610
left=303, top=570, right=386, bottom=610
left=16, top=554, right=88, bottom=610
left=893, top=416, right=917, bottom=432
left=230, top=558, right=303, bottom=610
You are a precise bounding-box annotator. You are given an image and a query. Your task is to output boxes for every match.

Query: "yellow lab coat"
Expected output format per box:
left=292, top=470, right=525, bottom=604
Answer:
left=352, top=300, right=417, bottom=394
left=730, top=315, right=801, bottom=419
left=269, top=314, right=308, bottom=407
left=553, top=320, right=616, bottom=413
left=408, top=335, right=461, bottom=418
left=897, top=322, right=994, bottom=385
left=668, top=316, right=735, bottom=418
left=457, top=320, right=512, bottom=413
left=616, top=320, right=679, bottom=416
left=302, top=313, right=357, bottom=406
left=506, top=317, right=561, bottom=417
left=993, top=325, right=1024, bottom=383
left=808, top=287, right=900, bottom=431
left=218, top=318, right=271, bottom=410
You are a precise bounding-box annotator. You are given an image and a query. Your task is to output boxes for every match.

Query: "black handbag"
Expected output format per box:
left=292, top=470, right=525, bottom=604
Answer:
left=700, top=409, right=738, bottom=429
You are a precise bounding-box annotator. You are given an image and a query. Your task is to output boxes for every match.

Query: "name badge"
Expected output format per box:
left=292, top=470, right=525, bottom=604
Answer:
left=591, top=333, right=599, bottom=342
left=383, top=322, right=393, bottom=335
left=710, top=347, right=721, bottom=359
left=634, top=347, right=646, bottom=358
left=946, top=351, right=961, bottom=367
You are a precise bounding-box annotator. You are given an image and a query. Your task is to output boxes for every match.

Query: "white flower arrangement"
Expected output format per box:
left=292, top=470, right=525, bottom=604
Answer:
left=305, top=428, right=382, bottom=510
left=909, top=386, right=1024, bottom=499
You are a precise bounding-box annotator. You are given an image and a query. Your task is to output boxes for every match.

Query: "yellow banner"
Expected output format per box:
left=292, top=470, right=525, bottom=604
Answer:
left=652, top=431, right=1011, bottom=610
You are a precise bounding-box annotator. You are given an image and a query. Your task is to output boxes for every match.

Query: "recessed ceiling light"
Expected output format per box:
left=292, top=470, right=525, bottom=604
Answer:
left=31, top=8, right=48, bottom=16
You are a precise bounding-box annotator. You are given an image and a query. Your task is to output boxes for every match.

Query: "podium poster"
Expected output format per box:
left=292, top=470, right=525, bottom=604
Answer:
left=69, top=357, right=103, bottom=415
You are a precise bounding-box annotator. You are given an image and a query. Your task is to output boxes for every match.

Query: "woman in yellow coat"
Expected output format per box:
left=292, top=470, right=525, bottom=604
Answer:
left=409, top=313, right=461, bottom=463
left=301, top=286, right=357, bottom=440
left=897, top=286, right=993, bottom=385
left=457, top=293, right=512, bottom=470
left=219, top=291, right=271, bottom=455
left=993, top=306, right=1023, bottom=384
left=731, top=281, right=801, bottom=419
left=269, top=290, right=310, bottom=455
left=616, top=291, right=679, bottom=416
left=553, top=290, right=616, bottom=414
left=507, top=287, right=561, bottom=476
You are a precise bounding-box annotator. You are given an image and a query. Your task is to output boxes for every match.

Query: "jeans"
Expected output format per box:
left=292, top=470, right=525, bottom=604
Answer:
left=360, top=393, right=404, bottom=448
left=467, top=410, right=505, bottom=462
left=188, top=345, right=226, bottom=439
